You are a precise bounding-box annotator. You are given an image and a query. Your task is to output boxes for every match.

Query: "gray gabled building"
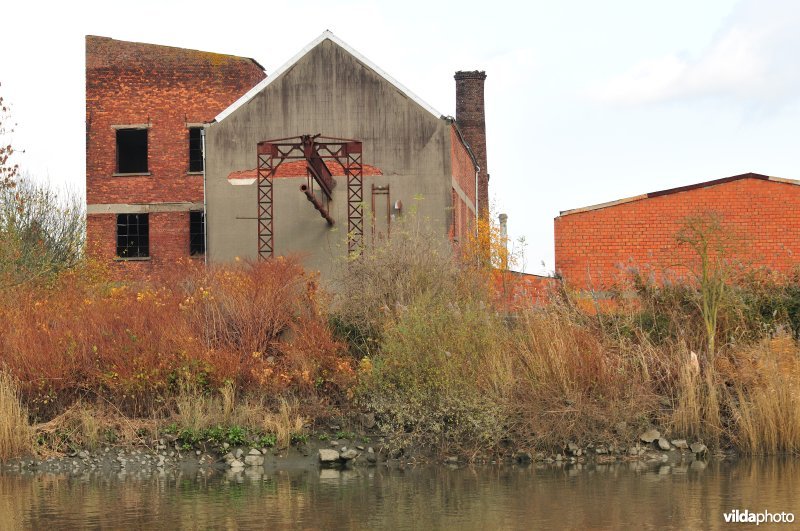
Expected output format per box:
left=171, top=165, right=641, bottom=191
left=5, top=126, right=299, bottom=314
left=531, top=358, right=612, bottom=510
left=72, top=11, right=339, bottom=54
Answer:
left=204, top=31, right=488, bottom=279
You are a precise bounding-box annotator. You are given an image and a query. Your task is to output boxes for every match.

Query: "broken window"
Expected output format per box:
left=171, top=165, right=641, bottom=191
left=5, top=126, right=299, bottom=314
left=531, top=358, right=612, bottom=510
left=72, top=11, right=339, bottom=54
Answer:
left=116, top=128, right=148, bottom=173
left=116, top=213, right=149, bottom=258
left=190, top=210, right=205, bottom=255
left=188, top=127, right=203, bottom=172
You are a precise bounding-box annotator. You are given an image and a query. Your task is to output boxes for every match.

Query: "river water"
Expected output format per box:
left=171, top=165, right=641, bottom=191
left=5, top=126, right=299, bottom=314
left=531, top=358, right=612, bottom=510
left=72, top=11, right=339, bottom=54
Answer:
left=1, top=458, right=798, bottom=529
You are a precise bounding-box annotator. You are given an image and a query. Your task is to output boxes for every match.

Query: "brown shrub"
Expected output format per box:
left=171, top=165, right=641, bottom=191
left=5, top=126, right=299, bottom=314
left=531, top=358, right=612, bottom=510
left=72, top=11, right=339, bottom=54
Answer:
left=0, top=257, right=353, bottom=420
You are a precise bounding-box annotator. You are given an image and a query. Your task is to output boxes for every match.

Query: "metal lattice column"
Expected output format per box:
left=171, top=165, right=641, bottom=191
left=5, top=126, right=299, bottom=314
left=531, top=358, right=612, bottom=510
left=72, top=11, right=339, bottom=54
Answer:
left=344, top=143, right=363, bottom=255
left=255, top=135, right=366, bottom=259
left=257, top=144, right=274, bottom=259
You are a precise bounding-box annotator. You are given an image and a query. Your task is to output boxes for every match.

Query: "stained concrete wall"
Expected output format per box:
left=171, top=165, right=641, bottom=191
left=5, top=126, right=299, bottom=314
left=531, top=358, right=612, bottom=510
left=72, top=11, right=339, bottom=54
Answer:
left=206, top=38, right=456, bottom=279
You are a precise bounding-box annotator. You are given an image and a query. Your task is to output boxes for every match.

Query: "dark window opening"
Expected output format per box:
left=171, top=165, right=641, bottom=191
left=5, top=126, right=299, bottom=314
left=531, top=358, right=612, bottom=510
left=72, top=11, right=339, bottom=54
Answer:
left=117, top=213, right=149, bottom=258
left=116, top=128, right=148, bottom=173
left=190, top=211, right=205, bottom=255
left=189, top=128, right=204, bottom=172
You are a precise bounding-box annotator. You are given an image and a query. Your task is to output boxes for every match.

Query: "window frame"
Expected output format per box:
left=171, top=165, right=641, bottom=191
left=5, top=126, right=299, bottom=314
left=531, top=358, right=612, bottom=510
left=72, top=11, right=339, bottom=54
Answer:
left=116, top=213, right=150, bottom=259
left=189, top=210, right=205, bottom=256
left=113, top=124, right=150, bottom=176
left=187, top=124, right=204, bottom=174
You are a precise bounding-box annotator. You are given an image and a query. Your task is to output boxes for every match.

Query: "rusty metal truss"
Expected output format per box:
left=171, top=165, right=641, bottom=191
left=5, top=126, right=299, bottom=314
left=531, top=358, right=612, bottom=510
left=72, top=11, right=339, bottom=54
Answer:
left=256, top=134, right=364, bottom=259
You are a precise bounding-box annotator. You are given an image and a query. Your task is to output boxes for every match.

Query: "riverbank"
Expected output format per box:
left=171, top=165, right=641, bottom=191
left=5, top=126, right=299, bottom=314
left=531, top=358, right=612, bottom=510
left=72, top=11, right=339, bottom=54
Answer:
left=2, top=421, right=722, bottom=476
left=2, top=222, right=800, bottom=463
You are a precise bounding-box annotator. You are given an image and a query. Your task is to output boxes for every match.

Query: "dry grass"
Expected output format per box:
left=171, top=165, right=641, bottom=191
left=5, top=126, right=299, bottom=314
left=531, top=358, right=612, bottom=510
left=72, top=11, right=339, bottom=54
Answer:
left=261, top=397, right=307, bottom=449
left=35, top=402, right=157, bottom=455
left=671, top=365, right=723, bottom=445
left=0, top=371, right=33, bottom=460
left=508, top=305, right=660, bottom=447
left=171, top=380, right=263, bottom=432
left=169, top=382, right=307, bottom=448
left=725, top=336, right=800, bottom=454
left=354, top=240, right=800, bottom=456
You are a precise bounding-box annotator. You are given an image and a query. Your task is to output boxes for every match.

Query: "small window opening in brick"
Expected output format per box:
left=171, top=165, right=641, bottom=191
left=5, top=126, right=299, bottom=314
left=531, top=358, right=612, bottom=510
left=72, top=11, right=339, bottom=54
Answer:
left=116, top=128, right=148, bottom=173
left=188, top=127, right=204, bottom=172
left=117, top=213, right=149, bottom=258
left=190, top=210, right=205, bottom=255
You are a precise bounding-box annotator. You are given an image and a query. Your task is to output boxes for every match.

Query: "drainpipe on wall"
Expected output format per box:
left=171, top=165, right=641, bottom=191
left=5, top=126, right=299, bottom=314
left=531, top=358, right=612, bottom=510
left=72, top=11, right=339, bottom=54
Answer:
left=475, top=168, right=480, bottom=234
left=201, top=127, right=208, bottom=265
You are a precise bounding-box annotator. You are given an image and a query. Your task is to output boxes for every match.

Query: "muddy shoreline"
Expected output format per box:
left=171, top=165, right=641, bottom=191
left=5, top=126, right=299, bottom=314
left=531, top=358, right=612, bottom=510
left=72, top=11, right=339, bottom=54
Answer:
left=1, top=429, right=725, bottom=477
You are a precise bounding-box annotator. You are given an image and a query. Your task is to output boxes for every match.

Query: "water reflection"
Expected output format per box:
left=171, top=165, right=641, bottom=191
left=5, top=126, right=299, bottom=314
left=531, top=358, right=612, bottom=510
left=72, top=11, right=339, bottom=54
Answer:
left=1, top=459, right=798, bottom=529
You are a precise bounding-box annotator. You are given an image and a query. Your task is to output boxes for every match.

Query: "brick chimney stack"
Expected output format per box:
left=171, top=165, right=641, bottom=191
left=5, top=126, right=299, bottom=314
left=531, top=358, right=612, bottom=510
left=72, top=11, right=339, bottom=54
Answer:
left=454, top=70, right=488, bottom=219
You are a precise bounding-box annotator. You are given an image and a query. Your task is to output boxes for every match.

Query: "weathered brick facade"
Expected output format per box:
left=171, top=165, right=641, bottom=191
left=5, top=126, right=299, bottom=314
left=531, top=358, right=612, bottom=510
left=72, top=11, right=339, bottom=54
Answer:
left=85, top=36, right=265, bottom=269
left=554, top=173, right=800, bottom=290
left=86, top=212, right=195, bottom=275
left=450, top=124, right=477, bottom=243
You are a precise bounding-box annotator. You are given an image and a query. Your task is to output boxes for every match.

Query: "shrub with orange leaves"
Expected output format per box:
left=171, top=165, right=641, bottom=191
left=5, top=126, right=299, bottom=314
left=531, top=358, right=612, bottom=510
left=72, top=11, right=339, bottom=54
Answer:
left=460, top=210, right=538, bottom=311
left=0, top=257, right=353, bottom=420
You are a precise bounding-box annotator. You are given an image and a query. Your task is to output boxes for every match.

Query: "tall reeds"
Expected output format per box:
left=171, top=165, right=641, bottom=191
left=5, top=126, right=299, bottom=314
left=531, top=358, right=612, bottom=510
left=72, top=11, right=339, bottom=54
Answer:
left=0, top=371, right=32, bottom=460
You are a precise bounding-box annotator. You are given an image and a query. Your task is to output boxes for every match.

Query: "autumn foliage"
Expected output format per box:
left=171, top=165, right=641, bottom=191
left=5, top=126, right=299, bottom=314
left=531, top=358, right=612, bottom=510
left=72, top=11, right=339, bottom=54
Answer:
left=0, top=257, right=353, bottom=420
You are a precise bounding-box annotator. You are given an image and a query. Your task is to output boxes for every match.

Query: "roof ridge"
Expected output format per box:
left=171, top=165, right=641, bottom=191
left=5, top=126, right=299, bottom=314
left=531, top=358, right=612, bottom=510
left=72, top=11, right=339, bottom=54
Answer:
left=559, top=172, right=797, bottom=217
left=214, top=30, right=442, bottom=123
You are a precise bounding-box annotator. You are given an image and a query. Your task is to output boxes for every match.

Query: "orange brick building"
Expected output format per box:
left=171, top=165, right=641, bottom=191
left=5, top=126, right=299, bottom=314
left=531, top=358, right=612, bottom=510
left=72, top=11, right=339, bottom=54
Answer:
left=85, top=36, right=266, bottom=271
left=554, top=173, right=800, bottom=290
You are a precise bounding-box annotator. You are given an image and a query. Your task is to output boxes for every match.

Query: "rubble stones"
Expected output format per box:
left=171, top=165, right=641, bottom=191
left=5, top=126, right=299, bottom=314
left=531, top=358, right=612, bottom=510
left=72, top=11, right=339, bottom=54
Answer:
left=244, top=454, right=264, bottom=467
left=318, top=449, right=340, bottom=463
left=640, top=429, right=660, bottom=443
left=340, top=449, right=358, bottom=461
left=690, top=443, right=708, bottom=456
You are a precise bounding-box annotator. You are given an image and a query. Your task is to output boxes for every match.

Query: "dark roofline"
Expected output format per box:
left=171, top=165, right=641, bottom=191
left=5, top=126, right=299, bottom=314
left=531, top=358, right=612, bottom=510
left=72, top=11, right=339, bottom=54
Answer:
left=647, top=172, right=771, bottom=198
left=504, top=270, right=558, bottom=281
left=558, top=172, right=798, bottom=217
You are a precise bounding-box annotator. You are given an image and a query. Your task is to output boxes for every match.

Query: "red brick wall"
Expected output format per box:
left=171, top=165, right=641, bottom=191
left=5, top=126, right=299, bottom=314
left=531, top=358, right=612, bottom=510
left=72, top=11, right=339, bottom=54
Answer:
left=493, top=271, right=559, bottom=309
left=554, top=177, right=800, bottom=290
left=85, top=36, right=265, bottom=269
left=86, top=36, right=265, bottom=205
left=87, top=211, right=199, bottom=272
left=451, top=125, right=476, bottom=207
left=450, top=125, right=476, bottom=243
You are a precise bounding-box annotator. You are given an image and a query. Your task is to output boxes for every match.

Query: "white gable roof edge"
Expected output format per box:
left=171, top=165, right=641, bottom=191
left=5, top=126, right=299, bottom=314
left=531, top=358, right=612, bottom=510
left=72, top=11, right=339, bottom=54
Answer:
left=214, top=30, right=443, bottom=123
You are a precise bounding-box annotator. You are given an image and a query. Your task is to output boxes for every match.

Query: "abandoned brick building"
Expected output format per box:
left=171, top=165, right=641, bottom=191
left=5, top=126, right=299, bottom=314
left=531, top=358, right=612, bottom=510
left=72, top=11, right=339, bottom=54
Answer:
left=554, top=172, right=800, bottom=290
left=85, top=36, right=266, bottom=270
left=85, top=32, right=489, bottom=278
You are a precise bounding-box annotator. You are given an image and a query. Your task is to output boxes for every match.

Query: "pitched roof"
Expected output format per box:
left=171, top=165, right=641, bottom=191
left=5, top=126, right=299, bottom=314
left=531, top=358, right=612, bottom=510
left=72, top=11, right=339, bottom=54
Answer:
left=227, top=160, right=383, bottom=185
left=214, top=30, right=442, bottom=123
left=558, top=172, right=800, bottom=217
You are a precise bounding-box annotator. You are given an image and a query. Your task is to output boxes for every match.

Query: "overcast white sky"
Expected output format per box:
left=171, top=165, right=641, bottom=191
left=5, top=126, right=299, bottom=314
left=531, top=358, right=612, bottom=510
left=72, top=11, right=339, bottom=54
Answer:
left=2, top=0, right=799, bottom=274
